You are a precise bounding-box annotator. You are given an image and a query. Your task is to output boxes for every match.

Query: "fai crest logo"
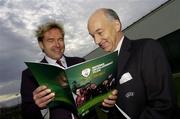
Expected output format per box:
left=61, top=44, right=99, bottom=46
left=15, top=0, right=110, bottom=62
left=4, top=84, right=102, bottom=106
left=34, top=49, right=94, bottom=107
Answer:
left=81, top=68, right=91, bottom=78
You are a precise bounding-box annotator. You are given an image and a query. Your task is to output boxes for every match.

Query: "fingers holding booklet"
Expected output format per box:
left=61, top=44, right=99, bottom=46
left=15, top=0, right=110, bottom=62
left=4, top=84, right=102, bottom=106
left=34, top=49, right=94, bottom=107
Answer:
left=26, top=51, right=118, bottom=118
left=102, top=89, right=118, bottom=108
left=33, top=85, right=55, bottom=108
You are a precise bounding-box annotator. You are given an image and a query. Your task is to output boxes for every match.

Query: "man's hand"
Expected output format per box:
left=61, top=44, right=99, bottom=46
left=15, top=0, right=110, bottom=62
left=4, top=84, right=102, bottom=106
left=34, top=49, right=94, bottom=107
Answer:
left=33, top=85, right=55, bottom=108
left=102, top=89, right=118, bottom=107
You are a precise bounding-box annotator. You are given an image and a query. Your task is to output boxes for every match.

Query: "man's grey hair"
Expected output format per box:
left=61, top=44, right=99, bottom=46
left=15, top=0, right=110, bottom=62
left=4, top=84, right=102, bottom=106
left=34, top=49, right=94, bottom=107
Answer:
left=102, top=8, right=120, bottom=22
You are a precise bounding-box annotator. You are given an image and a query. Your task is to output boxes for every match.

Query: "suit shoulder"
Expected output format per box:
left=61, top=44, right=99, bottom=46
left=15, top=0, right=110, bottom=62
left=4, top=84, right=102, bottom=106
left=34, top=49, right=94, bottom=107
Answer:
left=71, top=57, right=85, bottom=61
left=133, top=38, right=166, bottom=59
left=66, top=56, right=85, bottom=63
left=22, top=68, right=34, bottom=77
left=132, top=38, right=154, bottom=45
left=22, top=68, right=30, bottom=74
left=129, top=38, right=166, bottom=59
left=132, top=38, right=162, bottom=49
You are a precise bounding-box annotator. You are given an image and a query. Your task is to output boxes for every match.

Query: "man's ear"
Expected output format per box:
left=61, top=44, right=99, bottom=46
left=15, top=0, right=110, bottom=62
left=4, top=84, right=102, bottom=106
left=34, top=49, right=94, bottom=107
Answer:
left=113, top=20, right=121, bottom=32
left=38, top=41, right=44, bottom=51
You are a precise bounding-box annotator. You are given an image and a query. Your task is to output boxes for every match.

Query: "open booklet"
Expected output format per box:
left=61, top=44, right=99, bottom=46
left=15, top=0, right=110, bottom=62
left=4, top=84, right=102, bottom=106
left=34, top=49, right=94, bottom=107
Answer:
left=25, top=51, right=118, bottom=118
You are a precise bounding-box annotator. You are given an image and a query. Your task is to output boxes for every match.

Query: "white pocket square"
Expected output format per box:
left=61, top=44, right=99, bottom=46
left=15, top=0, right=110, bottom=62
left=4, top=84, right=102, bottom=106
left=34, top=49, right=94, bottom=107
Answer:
left=119, top=72, right=133, bottom=84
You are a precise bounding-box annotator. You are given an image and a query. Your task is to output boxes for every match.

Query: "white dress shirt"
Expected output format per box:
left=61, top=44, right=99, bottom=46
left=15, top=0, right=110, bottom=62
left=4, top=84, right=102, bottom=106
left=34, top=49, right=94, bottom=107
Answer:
left=114, top=36, right=124, bottom=54
left=45, top=55, right=67, bottom=68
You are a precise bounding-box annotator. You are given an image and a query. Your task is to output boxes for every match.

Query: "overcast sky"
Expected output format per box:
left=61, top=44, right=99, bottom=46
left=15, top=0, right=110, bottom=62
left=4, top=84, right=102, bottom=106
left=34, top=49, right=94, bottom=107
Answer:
left=0, top=0, right=168, bottom=96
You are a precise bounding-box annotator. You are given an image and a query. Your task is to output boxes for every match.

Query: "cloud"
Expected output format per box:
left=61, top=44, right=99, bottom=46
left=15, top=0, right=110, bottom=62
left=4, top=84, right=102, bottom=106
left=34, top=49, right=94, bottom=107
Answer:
left=0, top=23, right=40, bottom=84
left=0, top=80, right=21, bottom=95
left=0, top=92, right=21, bottom=107
left=0, top=0, right=168, bottom=56
left=0, top=0, right=168, bottom=95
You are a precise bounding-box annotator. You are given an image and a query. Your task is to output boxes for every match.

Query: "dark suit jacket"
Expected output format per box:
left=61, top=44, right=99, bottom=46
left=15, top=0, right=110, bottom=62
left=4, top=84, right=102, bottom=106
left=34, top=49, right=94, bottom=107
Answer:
left=21, top=56, right=85, bottom=119
left=108, top=37, right=176, bottom=119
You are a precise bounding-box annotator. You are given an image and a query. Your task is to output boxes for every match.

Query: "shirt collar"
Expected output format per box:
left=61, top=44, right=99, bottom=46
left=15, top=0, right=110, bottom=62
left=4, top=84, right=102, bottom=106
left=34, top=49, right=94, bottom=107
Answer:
left=45, top=55, right=67, bottom=68
left=114, top=36, right=124, bottom=54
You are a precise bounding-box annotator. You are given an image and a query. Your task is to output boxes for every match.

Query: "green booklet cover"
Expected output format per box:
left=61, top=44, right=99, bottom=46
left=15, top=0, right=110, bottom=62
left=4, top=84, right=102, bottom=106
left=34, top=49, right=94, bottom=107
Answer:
left=25, top=51, right=118, bottom=118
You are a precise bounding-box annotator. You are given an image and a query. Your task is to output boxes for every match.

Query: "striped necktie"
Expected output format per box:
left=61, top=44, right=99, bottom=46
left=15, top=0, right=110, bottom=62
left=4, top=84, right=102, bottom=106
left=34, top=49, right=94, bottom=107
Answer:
left=56, top=60, right=64, bottom=67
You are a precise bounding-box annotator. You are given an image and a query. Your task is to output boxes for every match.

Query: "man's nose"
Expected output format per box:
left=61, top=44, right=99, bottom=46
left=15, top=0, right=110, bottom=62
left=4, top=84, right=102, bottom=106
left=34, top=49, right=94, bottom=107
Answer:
left=55, top=40, right=60, bottom=47
left=94, top=35, right=101, bottom=44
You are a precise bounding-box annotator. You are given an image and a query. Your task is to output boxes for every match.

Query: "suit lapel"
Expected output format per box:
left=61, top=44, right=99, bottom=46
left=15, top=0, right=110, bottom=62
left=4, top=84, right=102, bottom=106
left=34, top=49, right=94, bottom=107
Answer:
left=41, top=58, right=48, bottom=63
left=117, top=37, right=131, bottom=79
left=64, top=56, right=71, bottom=67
